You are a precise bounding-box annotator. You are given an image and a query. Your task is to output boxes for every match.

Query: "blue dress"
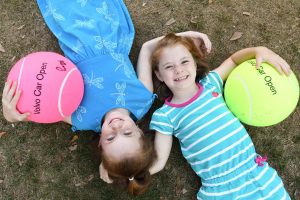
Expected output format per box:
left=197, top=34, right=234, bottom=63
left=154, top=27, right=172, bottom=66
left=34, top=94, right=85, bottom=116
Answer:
left=37, top=0, right=155, bottom=132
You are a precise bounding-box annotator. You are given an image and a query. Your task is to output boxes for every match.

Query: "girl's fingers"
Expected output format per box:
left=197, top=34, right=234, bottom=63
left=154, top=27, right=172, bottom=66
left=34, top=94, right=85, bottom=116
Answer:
left=11, top=89, right=22, bottom=105
left=278, top=58, right=291, bottom=75
left=201, top=35, right=212, bottom=53
left=263, top=56, right=290, bottom=76
left=2, top=80, right=12, bottom=97
left=99, top=164, right=113, bottom=183
left=271, top=60, right=284, bottom=75
left=18, top=112, right=30, bottom=121
left=255, top=56, right=263, bottom=69
left=6, top=81, right=17, bottom=100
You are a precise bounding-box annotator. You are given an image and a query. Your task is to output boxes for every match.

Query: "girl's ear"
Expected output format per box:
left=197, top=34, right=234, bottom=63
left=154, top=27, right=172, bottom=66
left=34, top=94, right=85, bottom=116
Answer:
left=154, top=70, right=164, bottom=82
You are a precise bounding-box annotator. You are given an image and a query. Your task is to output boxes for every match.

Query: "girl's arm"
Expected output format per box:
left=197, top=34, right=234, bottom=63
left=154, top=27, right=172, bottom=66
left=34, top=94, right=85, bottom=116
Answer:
left=149, top=132, right=173, bottom=175
left=136, top=38, right=161, bottom=93
left=2, top=80, right=30, bottom=122
left=214, top=46, right=291, bottom=81
left=176, top=31, right=212, bottom=53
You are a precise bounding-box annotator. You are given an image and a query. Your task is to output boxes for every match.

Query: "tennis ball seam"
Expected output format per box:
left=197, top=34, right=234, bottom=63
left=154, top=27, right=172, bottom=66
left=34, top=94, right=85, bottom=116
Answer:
left=58, top=67, right=78, bottom=118
left=232, top=75, right=253, bottom=124
left=17, top=57, right=27, bottom=92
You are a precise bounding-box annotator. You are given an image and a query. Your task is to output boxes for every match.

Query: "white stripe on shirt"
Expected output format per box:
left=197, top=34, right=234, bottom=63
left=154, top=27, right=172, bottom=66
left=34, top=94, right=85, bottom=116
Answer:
left=202, top=163, right=258, bottom=187
left=151, top=121, right=173, bottom=128
left=196, top=142, right=254, bottom=175
left=172, top=87, right=217, bottom=124
left=183, top=118, right=239, bottom=152
left=200, top=165, right=272, bottom=196
left=182, top=111, right=230, bottom=142
left=203, top=153, right=256, bottom=180
left=191, top=134, right=251, bottom=166
left=236, top=172, right=281, bottom=199
left=175, top=95, right=222, bottom=133
left=257, top=179, right=284, bottom=200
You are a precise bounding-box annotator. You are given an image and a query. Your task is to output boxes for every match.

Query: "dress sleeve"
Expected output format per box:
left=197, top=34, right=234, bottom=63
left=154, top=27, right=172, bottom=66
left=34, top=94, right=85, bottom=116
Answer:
left=199, top=71, right=224, bottom=92
left=149, top=109, right=174, bottom=135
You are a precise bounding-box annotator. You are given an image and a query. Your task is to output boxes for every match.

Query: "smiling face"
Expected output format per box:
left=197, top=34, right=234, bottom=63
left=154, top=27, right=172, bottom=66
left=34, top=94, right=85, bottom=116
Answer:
left=155, top=44, right=197, bottom=93
left=99, top=109, right=142, bottom=160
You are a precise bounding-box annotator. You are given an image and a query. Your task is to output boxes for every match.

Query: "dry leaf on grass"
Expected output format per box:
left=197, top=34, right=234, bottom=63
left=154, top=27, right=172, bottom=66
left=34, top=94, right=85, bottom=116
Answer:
left=0, top=43, right=5, bottom=52
left=75, top=182, right=84, bottom=187
left=209, top=0, right=213, bottom=4
left=74, top=175, right=94, bottom=187
left=182, top=188, right=188, bottom=194
left=11, top=56, right=16, bottom=62
left=17, top=25, right=25, bottom=30
left=243, top=12, right=251, bottom=16
left=0, top=180, right=3, bottom=184
left=165, top=18, right=176, bottom=26
left=230, top=32, right=243, bottom=41
left=86, top=174, right=94, bottom=182
left=0, top=132, right=6, bottom=138
left=70, top=134, right=79, bottom=144
left=190, top=16, right=198, bottom=24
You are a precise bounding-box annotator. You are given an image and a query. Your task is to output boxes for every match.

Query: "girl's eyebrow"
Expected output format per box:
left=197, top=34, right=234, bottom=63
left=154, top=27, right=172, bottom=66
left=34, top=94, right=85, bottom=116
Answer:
left=160, top=56, right=192, bottom=68
left=161, top=62, right=173, bottom=67
left=180, top=56, right=192, bottom=61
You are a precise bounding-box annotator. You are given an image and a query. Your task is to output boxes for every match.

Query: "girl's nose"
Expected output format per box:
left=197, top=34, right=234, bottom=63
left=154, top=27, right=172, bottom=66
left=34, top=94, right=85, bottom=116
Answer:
left=174, top=65, right=182, bottom=74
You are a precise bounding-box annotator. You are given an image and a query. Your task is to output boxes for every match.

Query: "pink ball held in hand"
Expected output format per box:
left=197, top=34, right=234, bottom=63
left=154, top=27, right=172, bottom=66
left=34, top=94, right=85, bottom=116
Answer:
left=7, top=52, right=84, bottom=123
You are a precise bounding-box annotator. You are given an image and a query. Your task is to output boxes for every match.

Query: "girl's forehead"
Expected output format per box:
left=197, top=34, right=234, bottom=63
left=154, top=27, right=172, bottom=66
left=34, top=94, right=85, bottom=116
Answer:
left=159, top=44, right=192, bottom=60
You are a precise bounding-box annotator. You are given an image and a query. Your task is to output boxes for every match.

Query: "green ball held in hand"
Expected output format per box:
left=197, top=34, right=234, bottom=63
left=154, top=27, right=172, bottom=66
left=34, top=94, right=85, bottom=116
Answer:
left=224, top=59, right=299, bottom=126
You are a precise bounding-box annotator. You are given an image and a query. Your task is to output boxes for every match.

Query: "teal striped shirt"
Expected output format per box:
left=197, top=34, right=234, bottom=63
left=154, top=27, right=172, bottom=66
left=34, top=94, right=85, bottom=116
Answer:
left=150, top=71, right=290, bottom=199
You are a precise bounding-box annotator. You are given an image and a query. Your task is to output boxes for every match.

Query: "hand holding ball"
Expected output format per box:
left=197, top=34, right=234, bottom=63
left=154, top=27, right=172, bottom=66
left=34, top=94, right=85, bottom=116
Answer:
left=7, top=52, right=84, bottom=123
left=224, top=59, right=299, bottom=126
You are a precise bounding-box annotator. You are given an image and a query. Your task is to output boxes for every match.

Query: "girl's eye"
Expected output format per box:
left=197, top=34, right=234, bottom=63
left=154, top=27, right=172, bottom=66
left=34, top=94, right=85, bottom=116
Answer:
left=107, top=135, right=115, bottom=141
left=165, top=65, right=173, bottom=70
left=182, top=60, right=189, bottom=64
left=124, top=131, right=132, bottom=136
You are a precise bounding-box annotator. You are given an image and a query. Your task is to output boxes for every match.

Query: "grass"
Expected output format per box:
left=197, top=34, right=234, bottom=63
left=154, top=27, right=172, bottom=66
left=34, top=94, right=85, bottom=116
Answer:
left=0, top=0, right=299, bottom=199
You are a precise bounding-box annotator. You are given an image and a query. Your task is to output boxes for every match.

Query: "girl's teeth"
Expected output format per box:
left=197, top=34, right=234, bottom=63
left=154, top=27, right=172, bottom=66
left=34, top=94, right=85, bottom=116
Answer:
left=176, top=76, right=188, bottom=81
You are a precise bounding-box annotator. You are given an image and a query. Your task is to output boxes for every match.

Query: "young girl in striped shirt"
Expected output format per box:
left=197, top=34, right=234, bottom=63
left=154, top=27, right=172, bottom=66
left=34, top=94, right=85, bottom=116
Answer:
left=146, top=32, right=291, bottom=199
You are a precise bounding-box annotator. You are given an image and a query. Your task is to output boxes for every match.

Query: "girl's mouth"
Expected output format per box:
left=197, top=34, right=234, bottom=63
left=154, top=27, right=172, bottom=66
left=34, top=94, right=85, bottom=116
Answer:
left=109, top=118, right=122, bottom=125
left=175, top=75, right=189, bottom=81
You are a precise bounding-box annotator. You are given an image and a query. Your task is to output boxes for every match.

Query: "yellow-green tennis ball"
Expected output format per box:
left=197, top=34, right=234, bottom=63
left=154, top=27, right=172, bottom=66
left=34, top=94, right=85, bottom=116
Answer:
left=224, top=59, right=299, bottom=126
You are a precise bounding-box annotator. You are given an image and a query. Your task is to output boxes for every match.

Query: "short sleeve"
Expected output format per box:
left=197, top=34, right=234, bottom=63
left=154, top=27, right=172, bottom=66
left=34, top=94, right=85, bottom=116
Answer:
left=150, top=109, right=174, bottom=135
left=199, top=71, right=224, bottom=92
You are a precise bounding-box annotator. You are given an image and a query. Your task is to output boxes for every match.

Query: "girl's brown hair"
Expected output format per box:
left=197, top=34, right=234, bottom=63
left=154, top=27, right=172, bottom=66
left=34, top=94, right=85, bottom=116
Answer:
left=94, top=130, right=156, bottom=196
left=151, top=33, right=210, bottom=100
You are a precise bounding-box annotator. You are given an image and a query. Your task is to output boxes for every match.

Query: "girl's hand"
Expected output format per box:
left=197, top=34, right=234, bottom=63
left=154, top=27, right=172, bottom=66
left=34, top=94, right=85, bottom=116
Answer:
left=255, top=47, right=291, bottom=76
left=2, top=80, right=30, bottom=122
left=177, top=31, right=212, bottom=53
left=99, top=162, right=113, bottom=184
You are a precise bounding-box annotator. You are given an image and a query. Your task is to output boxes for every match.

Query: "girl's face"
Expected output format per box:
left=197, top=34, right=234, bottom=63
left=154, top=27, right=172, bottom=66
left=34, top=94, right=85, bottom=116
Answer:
left=100, top=109, right=142, bottom=160
left=155, top=44, right=197, bottom=92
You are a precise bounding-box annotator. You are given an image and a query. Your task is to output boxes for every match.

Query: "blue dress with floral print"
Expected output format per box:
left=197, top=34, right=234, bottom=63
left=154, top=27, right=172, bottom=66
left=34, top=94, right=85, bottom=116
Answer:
left=37, top=0, right=155, bottom=132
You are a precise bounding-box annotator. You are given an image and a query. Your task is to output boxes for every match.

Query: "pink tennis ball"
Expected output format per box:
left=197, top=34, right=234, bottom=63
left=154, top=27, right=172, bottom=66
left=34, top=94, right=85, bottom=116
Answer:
left=7, top=52, right=84, bottom=123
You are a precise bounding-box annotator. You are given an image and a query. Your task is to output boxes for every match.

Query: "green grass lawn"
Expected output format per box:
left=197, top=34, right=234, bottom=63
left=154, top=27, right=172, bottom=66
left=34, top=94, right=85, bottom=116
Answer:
left=0, top=0, right=299, bottom=199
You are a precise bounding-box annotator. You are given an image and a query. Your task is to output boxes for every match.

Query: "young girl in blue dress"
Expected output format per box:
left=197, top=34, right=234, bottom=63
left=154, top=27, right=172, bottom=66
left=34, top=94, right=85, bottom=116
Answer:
left=144, top=32, right=291, bottom=199
left=1, top=0, right=187, bottom=195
